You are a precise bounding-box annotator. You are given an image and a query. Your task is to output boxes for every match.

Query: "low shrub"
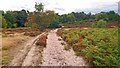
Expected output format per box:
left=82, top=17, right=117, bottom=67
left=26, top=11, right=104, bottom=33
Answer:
left=92, top=20, right=106, bottom=28
left=36, top=34, right=47, bottom=47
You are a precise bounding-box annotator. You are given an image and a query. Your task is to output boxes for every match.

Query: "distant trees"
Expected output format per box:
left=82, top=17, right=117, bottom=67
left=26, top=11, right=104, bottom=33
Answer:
left=59, top=12, right=95, bottom=23
left=107, top=11, right=119, bottom=21
left=2, top=9, right=28, bottom=28
left=59, top=10, right=119, bottom=24
left=66, top=13, right=76, bottom=23
left=59, top=11, right=119, bottom=28
left=92, top=11, right=119, bottom=28
left=95, top=12, right=108, bottom=21
left=59, top=14, right=68, bottom=23
left=95, top=11, right=119, bottom=21
left=4, top=11, right=17, bottom=28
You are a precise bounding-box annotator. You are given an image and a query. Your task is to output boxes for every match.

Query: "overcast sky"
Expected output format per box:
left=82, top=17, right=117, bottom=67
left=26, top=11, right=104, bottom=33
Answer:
left=0, top=0, right=119, bottom=14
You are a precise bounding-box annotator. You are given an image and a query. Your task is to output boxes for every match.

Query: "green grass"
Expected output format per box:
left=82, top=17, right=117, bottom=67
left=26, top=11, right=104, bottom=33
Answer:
left=58, top=28, right=119, bottom=66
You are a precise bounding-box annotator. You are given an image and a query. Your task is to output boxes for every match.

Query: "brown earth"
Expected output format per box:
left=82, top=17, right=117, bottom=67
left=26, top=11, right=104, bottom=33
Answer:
left=9, top=33, right=46, bottom=66
left=62, top=21, right=118, bottom=28
left=2, top=34, right=33, bottom=65
left=2, top=28, right=41, bottom=37
left=1, top=28, right=42, bottom=65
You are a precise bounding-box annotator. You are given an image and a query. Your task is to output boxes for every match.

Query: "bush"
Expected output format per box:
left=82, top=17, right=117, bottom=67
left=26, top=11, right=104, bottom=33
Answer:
left=92, top=20, right=106, bottom=28
left=48, top=20, right=61, bottom=28
left=36, top=34, right=47, bottom=47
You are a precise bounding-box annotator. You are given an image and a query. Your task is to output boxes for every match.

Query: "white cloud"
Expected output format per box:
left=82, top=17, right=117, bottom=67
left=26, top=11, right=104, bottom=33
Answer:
left=0, top=0, right=36, bottom=11
left=0, top=0, right=119, bottom=14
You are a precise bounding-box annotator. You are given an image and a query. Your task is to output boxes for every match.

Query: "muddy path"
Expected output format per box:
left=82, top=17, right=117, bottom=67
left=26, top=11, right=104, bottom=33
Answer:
left=8, top=33, right=46, bottom=66
left=41, top=29, right=87, bottom=66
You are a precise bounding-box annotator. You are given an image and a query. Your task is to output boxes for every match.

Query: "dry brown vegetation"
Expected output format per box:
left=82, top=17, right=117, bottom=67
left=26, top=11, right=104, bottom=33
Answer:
left=62, top=22, right=118, bottom=28
left=2, top=28, right=41, bottom=37
left=2, top=28, right=41, bottom=65
left=36, top=33, right=48, bottom=47
left=2, top=35, right=31, bottom=64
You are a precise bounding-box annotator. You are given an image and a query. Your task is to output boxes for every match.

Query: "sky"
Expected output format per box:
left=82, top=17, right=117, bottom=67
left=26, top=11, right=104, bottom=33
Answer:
left=0, top=0, right=119, bottom=14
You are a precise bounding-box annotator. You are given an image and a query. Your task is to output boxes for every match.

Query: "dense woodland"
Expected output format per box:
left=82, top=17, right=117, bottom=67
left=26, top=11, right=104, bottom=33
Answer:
left=0, top=3, right=120, bottom=30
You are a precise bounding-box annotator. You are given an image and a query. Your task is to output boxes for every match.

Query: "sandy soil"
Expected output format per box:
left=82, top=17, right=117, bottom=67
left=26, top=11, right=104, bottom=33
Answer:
left=2, top=28, right=42, bottom=66
left=41, top=29, right=87, bottom=66
left=2, top=33, right=32, bottom=65
left=8, top=33, right=45, bottom=66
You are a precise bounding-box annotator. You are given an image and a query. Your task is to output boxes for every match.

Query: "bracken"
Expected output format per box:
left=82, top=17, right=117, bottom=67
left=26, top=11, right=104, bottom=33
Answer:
left=36, top=34, right=47, bottom=47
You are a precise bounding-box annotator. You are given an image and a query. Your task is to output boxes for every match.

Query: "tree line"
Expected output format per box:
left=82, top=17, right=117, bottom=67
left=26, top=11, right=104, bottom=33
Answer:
left=0, top=3, right=120, bottom=29
left=1, top=10, right=28, bottom=28
left=59, top=11, right=119, bottom=23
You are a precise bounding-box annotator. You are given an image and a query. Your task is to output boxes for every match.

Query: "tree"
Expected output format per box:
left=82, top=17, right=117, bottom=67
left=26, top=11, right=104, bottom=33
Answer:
left=34, top=3, right=59, bottom=30
left=16, top=9, right=28, bottom=27
left=3, top=10, right=28, bottom=28
left=95, top=12, right=108, bottom=21
left=34, top=10, right=58, bottom=31
left=25, top=12, right=38, bottom=28
left=67, top=13, right=75, bottom=23
left=107, top=11, right=119, bottom=21
left=86, top=12, right=95, bottom=21
left=48, top=19, right=60, bottom=28
left=4, top=11, right=17, bottom=28
left=59, top=14, right=68, bottom=23
left=35, top=2, right=44, bottom=12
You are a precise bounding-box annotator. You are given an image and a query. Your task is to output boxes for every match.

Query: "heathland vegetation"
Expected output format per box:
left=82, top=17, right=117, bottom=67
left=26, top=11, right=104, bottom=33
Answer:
left=1, top=2, right=120, bottom=66
left=57, top=28, right=119, bottom=66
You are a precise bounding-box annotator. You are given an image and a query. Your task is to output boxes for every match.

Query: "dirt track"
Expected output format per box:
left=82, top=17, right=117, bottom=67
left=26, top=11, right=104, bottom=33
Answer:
left=41, top=29, right=87, bottom=66
left=8, top=33, right=45, bottom=66
left=6, top=29, right=87, bottom=66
